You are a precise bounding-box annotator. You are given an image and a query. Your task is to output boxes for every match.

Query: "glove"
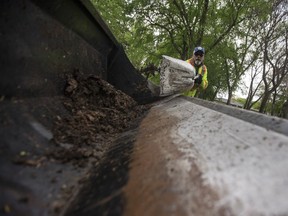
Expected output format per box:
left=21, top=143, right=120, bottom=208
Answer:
left=194, top=75, right=202, bottom=84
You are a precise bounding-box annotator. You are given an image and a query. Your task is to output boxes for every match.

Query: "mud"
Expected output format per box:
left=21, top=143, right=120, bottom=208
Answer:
left=0, top=71, right=150, bottom=215
left=49, top=72, right=150, bottom=167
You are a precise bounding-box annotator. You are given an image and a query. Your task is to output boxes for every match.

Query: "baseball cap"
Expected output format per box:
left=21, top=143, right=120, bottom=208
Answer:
left=193, top=46, right=205, bottom=55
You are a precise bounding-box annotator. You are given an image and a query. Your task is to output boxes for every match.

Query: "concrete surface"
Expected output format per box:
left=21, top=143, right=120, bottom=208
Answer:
left=124, top=96, right=288, bottom=216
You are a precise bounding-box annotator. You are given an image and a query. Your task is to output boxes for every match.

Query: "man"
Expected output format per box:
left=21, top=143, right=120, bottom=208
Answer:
left=184, top=46, right=208, bottom=97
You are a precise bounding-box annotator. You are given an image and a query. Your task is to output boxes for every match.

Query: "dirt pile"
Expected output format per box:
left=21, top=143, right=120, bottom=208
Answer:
left=49, top=72, right=150, bottom=166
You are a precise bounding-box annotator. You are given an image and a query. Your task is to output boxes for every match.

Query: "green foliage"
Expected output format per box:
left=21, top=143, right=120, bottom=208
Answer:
left=90, top=0, right=287, bottom=114
left=90, top=0, right=129, bottom=43
left=251, top=101, right=261, bottom=110
left=148, top=72, right=160, bottom=85
left=234, top=97, right=246, bottom=105
left=91, top=0, right=272, bottom=65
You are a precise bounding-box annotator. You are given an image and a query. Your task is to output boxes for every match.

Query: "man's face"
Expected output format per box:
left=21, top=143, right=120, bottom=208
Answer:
left=194, top=52, right=204, bottom=66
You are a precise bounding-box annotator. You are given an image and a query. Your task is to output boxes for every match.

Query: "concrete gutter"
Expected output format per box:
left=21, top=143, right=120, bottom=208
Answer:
left=123, top=96, right=288, bottom=216
left=186, top=96, right=288, bottom=136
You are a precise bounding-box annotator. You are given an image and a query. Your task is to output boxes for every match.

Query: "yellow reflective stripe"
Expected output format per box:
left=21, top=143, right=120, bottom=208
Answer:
left=199, top=66, right=203, bottom=75
left=202, top=80, right=208, bottom=89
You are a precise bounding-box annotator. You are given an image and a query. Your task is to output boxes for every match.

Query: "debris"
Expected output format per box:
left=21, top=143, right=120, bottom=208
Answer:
left=48, top=73, right=149, bottom=166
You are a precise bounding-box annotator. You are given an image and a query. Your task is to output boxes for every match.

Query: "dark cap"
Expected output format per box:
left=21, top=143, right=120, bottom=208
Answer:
left=193, top=46, right=205, bottom=55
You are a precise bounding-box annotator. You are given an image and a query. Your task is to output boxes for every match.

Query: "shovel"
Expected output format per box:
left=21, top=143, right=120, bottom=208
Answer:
left=159, top=55, right=196, bottom=96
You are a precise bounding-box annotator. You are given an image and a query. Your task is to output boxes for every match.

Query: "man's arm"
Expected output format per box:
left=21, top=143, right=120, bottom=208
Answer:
left=201, top=68, right=208, bottom=89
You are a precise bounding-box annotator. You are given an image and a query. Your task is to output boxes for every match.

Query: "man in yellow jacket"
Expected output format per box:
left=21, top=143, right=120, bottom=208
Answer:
left=184, top=46, right=208, bottom=97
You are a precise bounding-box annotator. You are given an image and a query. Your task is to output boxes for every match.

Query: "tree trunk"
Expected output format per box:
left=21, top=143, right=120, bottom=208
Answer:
left=244, top=95, right=252, bottom=109
left=259, top=92, right=270, bottom=113
left=227, top=91, right=232, bottom=105
left=270, top=90, right=277, bottom=116
left=282, top=100, right=288, bottom=119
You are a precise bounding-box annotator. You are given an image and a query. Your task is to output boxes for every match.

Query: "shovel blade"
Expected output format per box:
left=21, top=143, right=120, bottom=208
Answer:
left=159, top=55, right=196, bottom=96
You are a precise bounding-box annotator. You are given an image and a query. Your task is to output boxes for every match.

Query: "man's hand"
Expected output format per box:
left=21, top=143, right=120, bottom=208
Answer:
left=194, top=75, right=202, bottom=84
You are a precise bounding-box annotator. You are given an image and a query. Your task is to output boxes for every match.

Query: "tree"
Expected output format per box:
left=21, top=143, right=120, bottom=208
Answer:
left=243, top=64, right=263, bottom=110
left=221, top=27, right=258, bottom=105
left=91, top=0, right=288, bottom=113
left=257, top=2, right=288, bottom=113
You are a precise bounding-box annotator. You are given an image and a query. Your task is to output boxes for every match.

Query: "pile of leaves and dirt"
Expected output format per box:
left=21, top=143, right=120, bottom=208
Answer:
left=48, top=72, right=150, bottom=167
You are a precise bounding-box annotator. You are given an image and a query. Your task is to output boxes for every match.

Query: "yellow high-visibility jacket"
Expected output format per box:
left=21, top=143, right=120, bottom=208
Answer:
left=184, top=58, right=208, bottom=97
